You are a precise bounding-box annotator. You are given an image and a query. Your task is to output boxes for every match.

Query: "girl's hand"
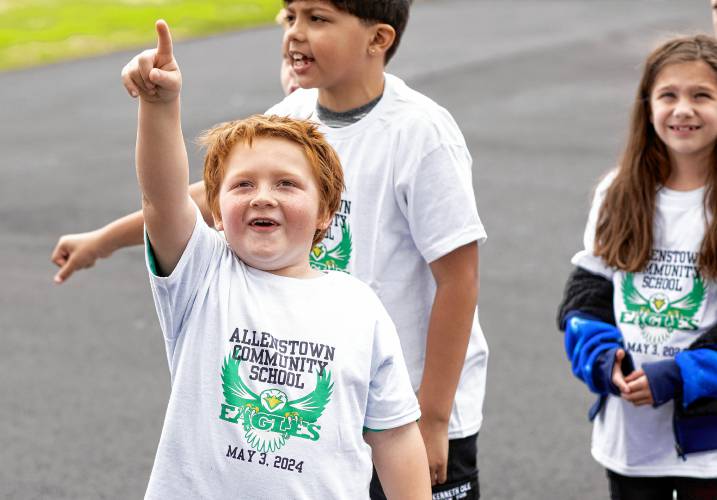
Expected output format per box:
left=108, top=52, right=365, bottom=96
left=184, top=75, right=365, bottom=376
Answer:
left=611, top=348, right=630, bottom=393
left=622, top=370, right=655, bottom=406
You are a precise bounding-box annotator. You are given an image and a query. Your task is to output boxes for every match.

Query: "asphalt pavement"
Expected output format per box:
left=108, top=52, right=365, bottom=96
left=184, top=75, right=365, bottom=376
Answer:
left=0, top=1, right=711, bottom=498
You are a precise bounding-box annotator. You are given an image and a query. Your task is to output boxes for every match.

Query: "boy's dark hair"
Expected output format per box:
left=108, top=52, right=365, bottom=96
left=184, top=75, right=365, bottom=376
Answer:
left=285, top=0, right=411, bottom=63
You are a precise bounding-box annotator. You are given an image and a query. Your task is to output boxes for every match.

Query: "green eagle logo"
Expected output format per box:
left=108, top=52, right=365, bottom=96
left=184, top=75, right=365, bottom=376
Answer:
left=220, top=356, right=333, bottom=452
left=620, top=273, right=706, bottom=333
left=310, top=222, right=352, bottom=272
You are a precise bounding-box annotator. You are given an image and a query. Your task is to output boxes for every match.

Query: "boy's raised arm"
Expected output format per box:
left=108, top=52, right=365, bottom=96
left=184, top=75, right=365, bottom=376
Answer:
left=129, top=20, right=195, bottom=275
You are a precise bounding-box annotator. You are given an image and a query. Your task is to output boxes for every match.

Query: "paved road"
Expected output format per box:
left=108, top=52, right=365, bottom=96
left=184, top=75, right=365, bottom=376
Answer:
left=0, top=1, right=710, bottom=498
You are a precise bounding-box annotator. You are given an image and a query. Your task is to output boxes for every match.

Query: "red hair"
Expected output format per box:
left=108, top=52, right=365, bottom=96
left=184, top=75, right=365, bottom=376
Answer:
left=198, top=114, right=344, bottom=245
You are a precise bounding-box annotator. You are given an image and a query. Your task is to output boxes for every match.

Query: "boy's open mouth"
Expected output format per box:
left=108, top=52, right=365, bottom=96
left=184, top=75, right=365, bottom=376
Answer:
left=250, top=218, right=279, bottom=228
left=290, top=51, right=314, bottom=70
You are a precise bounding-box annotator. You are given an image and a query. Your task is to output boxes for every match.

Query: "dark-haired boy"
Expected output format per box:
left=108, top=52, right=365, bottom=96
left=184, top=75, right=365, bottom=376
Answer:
left=52, top=2, right=488, bottom=498
left=277, top=3, right=488, bottom=499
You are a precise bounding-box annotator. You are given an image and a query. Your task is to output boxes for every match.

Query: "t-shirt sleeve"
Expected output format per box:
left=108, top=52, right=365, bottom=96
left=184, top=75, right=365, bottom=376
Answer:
left=571, top=171, right=617, bottom=279
left=364, top=302, right=421, bottom=430
left=145, top=202, right=224, bottom=359
left=395, top=141, right=487, bottom=264
left=265, top=88, right=317, bottom=119
left=265, top=101, right=283, bottom=115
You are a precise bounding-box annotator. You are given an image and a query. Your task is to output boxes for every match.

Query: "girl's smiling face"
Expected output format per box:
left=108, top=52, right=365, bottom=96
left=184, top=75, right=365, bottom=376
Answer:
left=215, top=137, right=329, bottom=278
left=650, top=60, right=717, bottom=164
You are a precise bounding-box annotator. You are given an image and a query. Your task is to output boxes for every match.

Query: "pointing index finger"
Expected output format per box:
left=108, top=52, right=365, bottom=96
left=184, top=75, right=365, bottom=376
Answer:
left=155, top=19, right=174, bottom=60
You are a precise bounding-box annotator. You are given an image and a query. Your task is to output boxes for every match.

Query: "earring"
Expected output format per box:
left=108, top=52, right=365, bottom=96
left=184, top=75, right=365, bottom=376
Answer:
left=368, top=48, right=376, bottom=56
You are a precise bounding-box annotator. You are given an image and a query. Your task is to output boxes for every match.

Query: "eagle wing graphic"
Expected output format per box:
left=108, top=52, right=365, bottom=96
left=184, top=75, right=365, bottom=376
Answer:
left=312, top=223, right=352, bottom=270
left=221, top=356, right=260, bottom=407
left=622, top=273, right=650, bottom=312
left=668, top=276, right=706, bottom=317
left=327, top=223, right=352, bottom=269
left=283, top=370, right=333, bottom=423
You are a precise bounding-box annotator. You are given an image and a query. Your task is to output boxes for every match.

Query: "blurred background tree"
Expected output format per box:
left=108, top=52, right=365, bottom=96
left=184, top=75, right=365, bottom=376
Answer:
left=0, top=0, right=281, bottom=71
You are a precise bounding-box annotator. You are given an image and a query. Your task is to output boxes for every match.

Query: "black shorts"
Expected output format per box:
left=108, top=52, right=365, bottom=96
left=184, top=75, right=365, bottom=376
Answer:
left=607, top=469, right=717, bottom=500
left=369, top=432, right=479, bottom=500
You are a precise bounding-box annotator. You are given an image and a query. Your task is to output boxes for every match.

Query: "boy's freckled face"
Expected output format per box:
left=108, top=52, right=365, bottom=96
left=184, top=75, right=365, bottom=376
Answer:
left=284, top=1, right=375, bottom=93
left=216, top=137, right=326, bottom=278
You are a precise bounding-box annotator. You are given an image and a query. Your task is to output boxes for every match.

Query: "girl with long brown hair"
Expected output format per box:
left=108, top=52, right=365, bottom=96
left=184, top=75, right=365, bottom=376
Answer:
left=558, top=34, right=717, bottom=499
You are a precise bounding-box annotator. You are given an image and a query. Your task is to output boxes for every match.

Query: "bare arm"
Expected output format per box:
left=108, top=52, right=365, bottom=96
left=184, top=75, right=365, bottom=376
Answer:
left=52, top=21, right=215, bottom=283
left=364, top=423, right=431, bottom=500
left=51, top=181, right=211, bottom=283
left=418, top=241, right=478, bottom=485
left=129, top=20, right=196, bottom=276
left=136, top=102, right=194, bottom=275
left=52, top=20, right=205, bottom=282
left=190, top=181, right=212, bottom=223
left=51, top=211, right=143, bottom=283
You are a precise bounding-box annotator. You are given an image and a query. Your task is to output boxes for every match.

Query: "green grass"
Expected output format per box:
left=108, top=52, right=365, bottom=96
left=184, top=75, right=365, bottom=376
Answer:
left=0, top=0, right=282, bottom=71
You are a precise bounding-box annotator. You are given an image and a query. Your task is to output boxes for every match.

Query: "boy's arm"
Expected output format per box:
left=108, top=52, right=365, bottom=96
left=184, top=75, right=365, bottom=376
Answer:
left=418, top=241, right=478, bottom=485
left=364, top=423, right=431, bottom=500
left=51, top=177, right=211, bottom=283
left=131, top=20, right=194, bottom=275
left=51, top=212, right=144, bottom=284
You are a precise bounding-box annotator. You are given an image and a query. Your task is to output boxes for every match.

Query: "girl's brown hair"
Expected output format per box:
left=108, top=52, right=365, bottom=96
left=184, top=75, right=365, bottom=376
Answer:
left=198, top=114, right=344, bottom=246
left=594, top=34, right=717, bottom=279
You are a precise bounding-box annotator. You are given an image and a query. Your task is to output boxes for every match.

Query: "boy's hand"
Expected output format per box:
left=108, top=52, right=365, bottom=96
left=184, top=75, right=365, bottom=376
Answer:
left=622, top=370, right=655, bottom=406
left=51, top=230, right=113, bottom=284
left=121, top=20, right=181, bottom=102
left=418, top=416, right=449, bottom=485
left=611, top=348, right=630, bottom=394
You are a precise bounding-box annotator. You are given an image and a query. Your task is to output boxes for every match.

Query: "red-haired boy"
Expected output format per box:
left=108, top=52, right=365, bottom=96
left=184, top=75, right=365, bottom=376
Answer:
left=133, top=21, right=430, bottom=499
left=54, top=3, right=488, bottom=497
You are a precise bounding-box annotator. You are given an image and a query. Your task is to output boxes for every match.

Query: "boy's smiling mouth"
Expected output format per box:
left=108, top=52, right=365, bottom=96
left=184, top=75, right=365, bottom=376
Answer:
left=249, top=217, right=280, bottom=229
left=290, top=51, right=314, bottom=71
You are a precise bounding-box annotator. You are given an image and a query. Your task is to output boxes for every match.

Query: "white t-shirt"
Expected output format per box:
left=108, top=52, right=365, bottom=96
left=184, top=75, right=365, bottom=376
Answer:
left=572, top=171, right=717, bottom=477
left=266, top=73, right=489, bottom=438
left=144, top=208, right=420, bottom=499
